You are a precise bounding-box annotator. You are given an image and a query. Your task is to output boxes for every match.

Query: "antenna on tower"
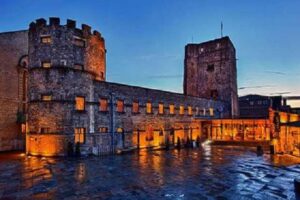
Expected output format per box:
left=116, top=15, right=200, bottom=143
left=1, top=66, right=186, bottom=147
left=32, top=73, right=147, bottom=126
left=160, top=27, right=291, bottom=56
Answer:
left=221, top=21, right=223, bottom=38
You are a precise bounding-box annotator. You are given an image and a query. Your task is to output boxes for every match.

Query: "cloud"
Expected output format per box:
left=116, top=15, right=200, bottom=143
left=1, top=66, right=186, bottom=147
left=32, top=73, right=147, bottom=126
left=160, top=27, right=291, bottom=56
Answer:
left=136, top=54, right=181, bottom=61
left=263, top=70, right=286, bottom=75
left=147, top=74, right=182, bottom=79
left=269, top=92, right=291, bottom=95
left=238, top=85, right=274, bottom=90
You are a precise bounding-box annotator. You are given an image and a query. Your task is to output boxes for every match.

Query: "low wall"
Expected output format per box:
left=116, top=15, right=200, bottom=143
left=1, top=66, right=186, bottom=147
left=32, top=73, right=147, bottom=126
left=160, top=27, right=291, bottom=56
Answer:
left=26, top=134, right=71, bottom=156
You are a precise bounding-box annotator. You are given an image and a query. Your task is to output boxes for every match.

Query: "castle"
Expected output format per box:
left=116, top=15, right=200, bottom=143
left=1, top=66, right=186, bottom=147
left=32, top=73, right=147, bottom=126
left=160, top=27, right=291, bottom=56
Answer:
left=1, top=17, right=298, bottom=156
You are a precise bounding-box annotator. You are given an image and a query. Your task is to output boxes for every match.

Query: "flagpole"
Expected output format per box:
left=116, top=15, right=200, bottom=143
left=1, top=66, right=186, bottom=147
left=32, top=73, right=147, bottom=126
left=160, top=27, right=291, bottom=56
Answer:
left=221, top=21, right=223, bottom=38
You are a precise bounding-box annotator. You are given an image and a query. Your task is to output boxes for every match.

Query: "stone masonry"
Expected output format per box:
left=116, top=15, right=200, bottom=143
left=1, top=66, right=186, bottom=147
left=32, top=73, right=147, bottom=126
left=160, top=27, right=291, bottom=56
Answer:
left=184, top=37, right=239, bottom=118
left=25, top=18, right=230, bottom=156
left=0, top=30, right=28, bottom=151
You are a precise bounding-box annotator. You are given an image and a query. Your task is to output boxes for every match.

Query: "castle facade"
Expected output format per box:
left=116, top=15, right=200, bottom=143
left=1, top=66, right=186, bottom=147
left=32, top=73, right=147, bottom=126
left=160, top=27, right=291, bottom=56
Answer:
left=5, top=17, right=299, bottom=157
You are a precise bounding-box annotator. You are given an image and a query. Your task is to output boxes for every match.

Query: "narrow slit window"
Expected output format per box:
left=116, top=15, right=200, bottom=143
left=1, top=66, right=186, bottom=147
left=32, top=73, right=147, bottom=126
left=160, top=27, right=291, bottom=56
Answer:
left=179, top=105, right=185, bottom=115
left=158, top=103, right=164, bottom=114
left=169, top=104, right=175, bottom=115
left=188, top=106, right=193, bottom=115
left=146, top=102, right=152, bottom=114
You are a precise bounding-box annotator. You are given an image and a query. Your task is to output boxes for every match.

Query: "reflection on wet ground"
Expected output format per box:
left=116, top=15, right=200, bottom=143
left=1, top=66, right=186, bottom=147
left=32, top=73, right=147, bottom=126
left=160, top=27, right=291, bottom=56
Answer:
left=0, top=145, right=300, bottom=200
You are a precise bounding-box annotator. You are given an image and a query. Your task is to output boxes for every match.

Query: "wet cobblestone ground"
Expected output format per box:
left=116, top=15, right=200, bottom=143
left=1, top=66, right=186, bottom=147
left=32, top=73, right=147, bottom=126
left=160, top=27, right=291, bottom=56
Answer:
left=0, top=145, right=300, bottom=200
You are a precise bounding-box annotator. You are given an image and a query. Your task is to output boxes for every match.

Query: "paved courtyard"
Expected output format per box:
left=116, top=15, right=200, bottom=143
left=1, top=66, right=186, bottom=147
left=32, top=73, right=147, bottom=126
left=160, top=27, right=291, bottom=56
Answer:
left=0, top=145, right=300, bottom=200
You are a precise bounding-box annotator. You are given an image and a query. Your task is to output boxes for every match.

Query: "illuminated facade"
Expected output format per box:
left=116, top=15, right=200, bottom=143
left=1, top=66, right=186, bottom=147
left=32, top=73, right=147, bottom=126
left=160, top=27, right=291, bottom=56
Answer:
left=25, top=18, right=230, bottom=156
left=1, top=17, right=299, bottom=157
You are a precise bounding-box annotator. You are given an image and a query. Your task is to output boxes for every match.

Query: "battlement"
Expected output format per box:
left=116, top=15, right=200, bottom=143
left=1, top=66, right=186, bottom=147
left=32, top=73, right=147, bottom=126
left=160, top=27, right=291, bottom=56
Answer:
left=29, top=17, right=103, bottom=40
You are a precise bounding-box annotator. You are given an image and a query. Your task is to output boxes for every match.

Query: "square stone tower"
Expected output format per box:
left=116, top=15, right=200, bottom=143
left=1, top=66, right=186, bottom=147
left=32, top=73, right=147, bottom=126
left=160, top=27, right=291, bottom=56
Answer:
left=184, top=36, right=239, bottom=118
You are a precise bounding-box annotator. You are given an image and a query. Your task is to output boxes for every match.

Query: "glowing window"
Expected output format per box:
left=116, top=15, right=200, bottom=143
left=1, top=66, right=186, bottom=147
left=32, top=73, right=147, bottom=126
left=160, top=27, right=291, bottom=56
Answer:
left=117, top=127, right=124, bottom=133
left=132, top=101, right=139, bottom=113
left=99, top=98, right=108, bottom=111
left=209, top=108, right=214, bottom=116
left=41, top=35, right=51, bottom=44
left=179, top=106, right=184, bottom=115
left=42, top=61, right=51, bottom=68
left=41, top=95, right=52, bottom=101
left=188, top=106, right=193, bottom=115
left=99, top=127, right=108, bottom=133
left=146, top=102, right=152, bottom=114
left=117, top=100, right=124, bottom=113
left=75, top=128, right=85, bottom=144
left=169, top=104, right=175, bottom=115
left=75, top=97, right=85, bottom=111
left=158, top=103, right=164, bottom=114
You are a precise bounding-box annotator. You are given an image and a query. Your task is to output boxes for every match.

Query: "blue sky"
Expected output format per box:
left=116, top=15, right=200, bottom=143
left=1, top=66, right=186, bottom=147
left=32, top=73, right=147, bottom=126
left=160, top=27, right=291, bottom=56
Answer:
left=1, top=0, right=300, bottom=106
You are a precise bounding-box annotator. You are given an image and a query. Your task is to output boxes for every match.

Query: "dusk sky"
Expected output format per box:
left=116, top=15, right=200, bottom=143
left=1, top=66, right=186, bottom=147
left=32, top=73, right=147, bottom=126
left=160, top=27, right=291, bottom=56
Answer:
left=1, top=0, right=300, bottom=106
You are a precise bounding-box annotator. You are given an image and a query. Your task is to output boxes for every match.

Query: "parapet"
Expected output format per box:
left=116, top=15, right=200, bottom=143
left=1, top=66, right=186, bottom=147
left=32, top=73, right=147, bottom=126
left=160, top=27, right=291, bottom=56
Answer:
left=29, top=17, right=104, bottom=40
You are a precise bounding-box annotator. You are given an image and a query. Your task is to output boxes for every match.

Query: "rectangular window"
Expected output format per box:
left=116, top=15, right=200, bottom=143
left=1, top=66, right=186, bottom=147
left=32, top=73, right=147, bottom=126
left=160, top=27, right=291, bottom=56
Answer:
left=73, top=36, right=85, bottom=47
left=75, top=128, right=85, bottom=144
left=100, top=72, right=104, bottom=79
left=188, top=106, right=193, bottom=115
left=179, top=105, right=184, bottom=115
left=75, top=96, right=85, bottom=111
left=169, top=104, right=175, bottom=115
left=158, top=103, right=164, bottom=114
left=195, top=107, right=199, bottom=115
left=132, top=101, right=139, bottom=113
left=99, top=127, right=108, bottom=133
left=74, top=64, right=84, bottom=70
left=41, top=95, right=52, bottom=101
left=117, top=100, right=124, bottom=113
left=207, top=64, right=214, bottom=72
left=209, top=108, right=214, bottom=116
left=146, top=102, right=152, bottom=114
left=42, top=61, right=51, bottom=68
left=60, top=60, right=67, bottom=66
left=99, top=98, right=108, bottom=112
left=41, top=35, right=51, bottom=44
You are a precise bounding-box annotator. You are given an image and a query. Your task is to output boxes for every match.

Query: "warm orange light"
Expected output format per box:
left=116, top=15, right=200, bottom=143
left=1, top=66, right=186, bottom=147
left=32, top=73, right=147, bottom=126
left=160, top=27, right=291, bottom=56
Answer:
left=169, top=104, right=175, bottom=114
left=75, top=97, right=85, bottom=111
left=146, top=102, right=152, bottom=113
left=179, top=105, right=184, bottom=115
left=158, top=103, right=164, bottom=114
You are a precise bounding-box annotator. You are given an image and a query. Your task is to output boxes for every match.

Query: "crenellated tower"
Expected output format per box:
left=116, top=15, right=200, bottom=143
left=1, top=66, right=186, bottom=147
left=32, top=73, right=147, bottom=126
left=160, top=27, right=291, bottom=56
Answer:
left=27, top=17, right=106, bottom=156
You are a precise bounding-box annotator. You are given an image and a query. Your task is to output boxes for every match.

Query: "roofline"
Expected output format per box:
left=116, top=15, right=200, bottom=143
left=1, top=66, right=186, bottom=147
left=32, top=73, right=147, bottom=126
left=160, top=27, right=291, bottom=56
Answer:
left=94, top=80, right=228, bottom=103
left=0, top=29, right=28, bottom=35
left=185, top=36, right=235, bottom=50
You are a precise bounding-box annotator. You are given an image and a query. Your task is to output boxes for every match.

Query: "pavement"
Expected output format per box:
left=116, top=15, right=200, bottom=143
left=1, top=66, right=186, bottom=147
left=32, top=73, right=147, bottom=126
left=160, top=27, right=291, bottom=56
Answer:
left=0, top=145, right=300, bottom=200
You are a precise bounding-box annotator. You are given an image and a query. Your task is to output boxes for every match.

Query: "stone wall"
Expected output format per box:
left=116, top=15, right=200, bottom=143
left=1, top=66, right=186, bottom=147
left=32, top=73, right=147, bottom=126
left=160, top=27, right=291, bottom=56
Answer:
left=184, top=36, right=239, bottom=118
left=0, top=30, right=28, bottom=151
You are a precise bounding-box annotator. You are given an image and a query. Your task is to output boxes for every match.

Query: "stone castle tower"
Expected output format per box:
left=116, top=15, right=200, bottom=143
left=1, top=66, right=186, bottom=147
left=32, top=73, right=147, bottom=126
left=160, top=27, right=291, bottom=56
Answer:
left=183, top=36, right=239, bottom=118
left=27, top=18, right=106, bottom=155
